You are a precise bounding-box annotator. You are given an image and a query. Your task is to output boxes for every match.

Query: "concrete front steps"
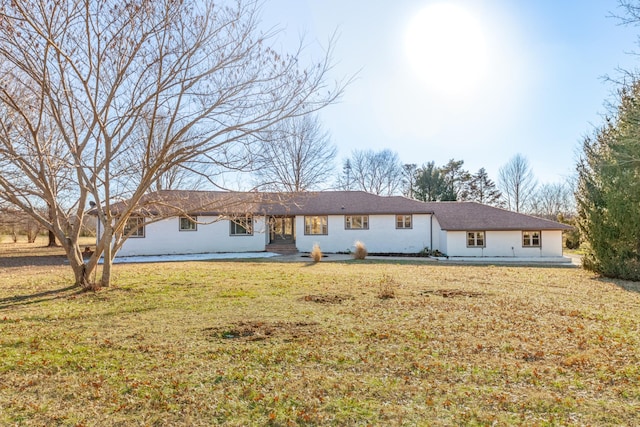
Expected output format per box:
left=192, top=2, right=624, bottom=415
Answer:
left=265, top=243, right=298, bottom=255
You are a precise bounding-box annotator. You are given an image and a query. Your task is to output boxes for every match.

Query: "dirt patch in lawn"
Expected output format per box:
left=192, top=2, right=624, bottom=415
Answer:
left=419, top=289, right=487, bottom=298
left=204, top=320, right=319, bottom=342
left=301, top=294, right=354, bottom=304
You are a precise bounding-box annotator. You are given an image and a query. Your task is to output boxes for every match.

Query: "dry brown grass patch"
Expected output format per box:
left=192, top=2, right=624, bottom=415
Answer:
left=302, top=294, right=354, bottom=304
left=377, top=273, right=398, bottom=299
left=204, top=320, right=319, bottom=342
left=420, top=289, right=487, bottom=298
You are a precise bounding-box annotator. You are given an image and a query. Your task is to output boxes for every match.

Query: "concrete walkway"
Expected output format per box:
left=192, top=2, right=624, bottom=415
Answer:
left=109, top=251, right=579, bottom=267
left=275, top=252, right=579, bottom=267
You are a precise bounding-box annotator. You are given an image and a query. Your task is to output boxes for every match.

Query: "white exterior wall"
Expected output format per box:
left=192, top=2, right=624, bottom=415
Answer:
left=294, top=214, right=432, bottom=254
left=430, top=216, right=445, bottom=254
left=116, top=215, right=268, bottom=257
left=445, top=230, right=564, bottom=257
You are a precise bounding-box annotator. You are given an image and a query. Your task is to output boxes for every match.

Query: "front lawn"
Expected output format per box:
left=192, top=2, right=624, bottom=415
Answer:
left=1, top=258, right=639, bottom=425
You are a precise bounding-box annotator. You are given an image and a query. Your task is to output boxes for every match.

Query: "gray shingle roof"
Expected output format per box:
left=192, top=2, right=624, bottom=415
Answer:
left=104, top=190, right=570, bottom=230
left=424, top=201, right=572, bottom=231
left=104, top=190, right=432, bottom=216
left=262, top=191, right=433, bottom=215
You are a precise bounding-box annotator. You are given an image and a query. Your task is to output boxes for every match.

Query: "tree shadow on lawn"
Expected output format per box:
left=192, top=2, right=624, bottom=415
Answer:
left=331, top=259, right=577, bottom=269
left=0, top=255, right=67, bottom=268
left=0, top=285, right=82, bottom=310
left=595, top=277, right=640, bottom=294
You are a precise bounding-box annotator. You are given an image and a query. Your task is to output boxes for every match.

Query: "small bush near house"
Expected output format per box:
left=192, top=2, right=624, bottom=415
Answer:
left=564, top=228, right=581, bottom=249
left=353, top=241, right=367, bottom=260
left=420, top=248, right=447, bottom=258
left=311, top=243, right=322, bottom=262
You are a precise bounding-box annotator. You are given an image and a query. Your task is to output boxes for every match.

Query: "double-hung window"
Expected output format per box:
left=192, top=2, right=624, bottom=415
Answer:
left=467, top=231, right=485, bottom=247
left=345, top=215, right=369, bottom=230
left=304, top=216, right=328, bottom=235
left=396, top=215, right=412, bottom=229
left=522, top=231, right=541, bottom=247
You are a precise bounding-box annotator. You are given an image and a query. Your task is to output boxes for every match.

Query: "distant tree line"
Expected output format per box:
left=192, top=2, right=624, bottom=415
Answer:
left=333, top=149, right=574, bottom=220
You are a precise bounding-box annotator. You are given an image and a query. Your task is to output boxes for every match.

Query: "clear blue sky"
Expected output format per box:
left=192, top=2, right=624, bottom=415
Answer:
left=259, top=0, right=639, bottom=185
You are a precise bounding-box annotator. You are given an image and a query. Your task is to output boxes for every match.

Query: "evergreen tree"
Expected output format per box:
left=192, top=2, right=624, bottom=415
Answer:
left=466, top=168, right=502, bottom=206
left=576, top=80, right=640, bottom=280
left=440, top=159, right=471, bottom=201
left=413, top=162, right=447, bottom=201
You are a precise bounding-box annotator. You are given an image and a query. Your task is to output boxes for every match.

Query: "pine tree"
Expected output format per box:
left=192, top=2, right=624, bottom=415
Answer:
left=440, top=159, right=471, bottom=201
left=576, top=80, right=640, bottom=280
left=466, top=168, right=502, bottom=206
left=413, top=162, right=447, bottom=201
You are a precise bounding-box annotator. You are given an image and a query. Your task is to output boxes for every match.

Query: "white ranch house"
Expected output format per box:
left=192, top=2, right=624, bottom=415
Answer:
left=103, top=190, right=571, bottom=259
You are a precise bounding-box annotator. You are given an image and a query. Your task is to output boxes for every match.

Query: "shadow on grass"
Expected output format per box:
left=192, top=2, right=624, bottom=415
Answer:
left=594, top=277, right=640, bottom=294
left=0, top=255, right=66, bottom=268
left=329, top=259, right=578, bottom=270
left=0, top=285, right=81, bottom=310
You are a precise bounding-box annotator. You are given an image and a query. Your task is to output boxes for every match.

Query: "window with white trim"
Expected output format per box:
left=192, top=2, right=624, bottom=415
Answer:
left=124, top=217, right=145, bottom=238
left=345, top=215, right=369, bottom=230
left=304, top=216, right=328, bottom=235
left=396, top=215, right=412, bottom=229
left=230, top=217, right=252, bottom=235
left=522, top=231, right=541, bottom=247
left=467, top=231, right=485, bottom=247
left=179, top=216, right=197, bottom=231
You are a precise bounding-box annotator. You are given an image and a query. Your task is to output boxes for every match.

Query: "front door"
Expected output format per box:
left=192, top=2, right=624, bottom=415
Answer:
left=270, top=217, right=295, bottom=243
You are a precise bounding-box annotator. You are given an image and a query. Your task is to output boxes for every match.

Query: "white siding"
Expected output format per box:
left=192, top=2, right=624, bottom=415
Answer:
left=444, top=230, right=564, bottom=257
left=430, top=216, right=445, bottom=254
left=116, top=215, right=268, bottom=257
left=294, top=214, right=432, bottom=254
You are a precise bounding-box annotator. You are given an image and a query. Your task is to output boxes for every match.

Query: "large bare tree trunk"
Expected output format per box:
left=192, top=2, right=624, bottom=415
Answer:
left=0, top=0, right=345, bottom=288
left=100, top=226, right=113, bottom=288
left=65, top=242, right=95, bottom=290
left=47, top=230, right=57, bottom=247
left=47, top=205, right=57, bottom=246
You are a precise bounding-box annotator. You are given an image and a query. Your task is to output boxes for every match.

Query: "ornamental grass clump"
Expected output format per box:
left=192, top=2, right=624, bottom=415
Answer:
left=353, top=241, right=367, bottom=260
left=377, top=273, right=397, bottom=299
left=311, top=244, right=323, bottom=262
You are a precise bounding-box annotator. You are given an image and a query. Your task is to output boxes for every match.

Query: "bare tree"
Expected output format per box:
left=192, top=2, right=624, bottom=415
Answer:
left=0, top=0, right=344, bottom=289
left=498, top=154, right=537, bottom=212
left=529, top=182, right=575, bottom=219
left=134, top=115, right=213, bottom=192
left=402, top=163, right=418, bottom=198
left=253, top=113, right=336, bottom=191
left=338, top=149, right=404, bottom=195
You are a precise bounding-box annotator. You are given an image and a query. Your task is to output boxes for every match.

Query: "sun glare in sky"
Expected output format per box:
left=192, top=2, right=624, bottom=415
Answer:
left=404, top=3, right=489, bottom=96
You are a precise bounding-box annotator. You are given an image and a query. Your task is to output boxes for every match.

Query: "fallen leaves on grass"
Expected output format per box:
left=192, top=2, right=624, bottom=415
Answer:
left=1, top=262, right=640, bottom=426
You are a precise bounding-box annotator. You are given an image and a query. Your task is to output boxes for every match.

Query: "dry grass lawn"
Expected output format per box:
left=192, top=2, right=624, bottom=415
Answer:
left=1, top=242, right=639, bottom=425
